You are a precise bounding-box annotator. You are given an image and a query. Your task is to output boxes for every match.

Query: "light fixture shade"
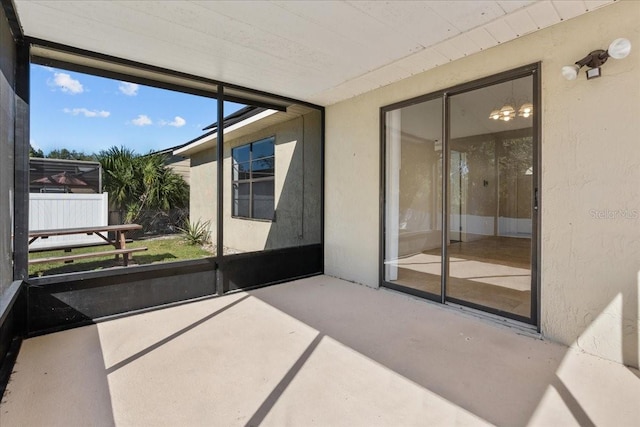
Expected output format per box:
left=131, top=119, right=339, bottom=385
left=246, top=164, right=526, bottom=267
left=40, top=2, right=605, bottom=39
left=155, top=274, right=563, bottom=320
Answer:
left=489, top=109, right=501, bottom=120
left=499, top=104, right=515, bottom=121
left=608, top=38, right=631, bottom=59
left=562, top=64, right=580, bottom=80
left=518, top=103, right=533, bottom=118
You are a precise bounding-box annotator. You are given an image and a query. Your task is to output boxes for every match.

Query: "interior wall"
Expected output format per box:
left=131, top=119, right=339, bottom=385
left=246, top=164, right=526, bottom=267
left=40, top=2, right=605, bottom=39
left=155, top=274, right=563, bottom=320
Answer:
left=450, top=130, right=534, bottom=240
left=453, top=137, right=497, bottom=240
left=0, top=5, right=16, bottom=293
left=325, top=0, right=640, bottom=367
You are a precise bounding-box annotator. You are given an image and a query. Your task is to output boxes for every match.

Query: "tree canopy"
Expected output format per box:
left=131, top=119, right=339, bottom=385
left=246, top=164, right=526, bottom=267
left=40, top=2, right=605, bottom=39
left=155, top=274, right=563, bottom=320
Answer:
left=29, top=145, right=44, bottom=158
left=47, top=148, right=97, bottom=161
left=96, top=146, right=189, bottom=224
left=29, top=145, right=96, bottom=161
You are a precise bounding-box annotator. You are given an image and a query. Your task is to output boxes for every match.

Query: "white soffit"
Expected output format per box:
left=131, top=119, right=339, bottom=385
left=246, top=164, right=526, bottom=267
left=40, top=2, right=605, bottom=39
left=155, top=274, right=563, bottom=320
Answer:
left=174, top=107, right=309, bottom=157
left=14, top=0, right=616, bottom=106
left=175, top=109, right=277, bottom=157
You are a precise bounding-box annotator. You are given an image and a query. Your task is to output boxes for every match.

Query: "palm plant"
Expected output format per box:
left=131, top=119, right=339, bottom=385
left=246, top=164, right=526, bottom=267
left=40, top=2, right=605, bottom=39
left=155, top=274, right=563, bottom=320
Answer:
left=98, top=146, right=141, bottom=212
left=178, top=219, right=211, bottom=246
left=98, top=146, right=189, bottom=229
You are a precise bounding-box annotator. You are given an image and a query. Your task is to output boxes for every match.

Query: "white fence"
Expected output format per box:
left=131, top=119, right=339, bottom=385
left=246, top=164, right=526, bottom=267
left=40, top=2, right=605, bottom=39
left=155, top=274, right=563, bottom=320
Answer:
left=29, top=193, right=109, bottom=250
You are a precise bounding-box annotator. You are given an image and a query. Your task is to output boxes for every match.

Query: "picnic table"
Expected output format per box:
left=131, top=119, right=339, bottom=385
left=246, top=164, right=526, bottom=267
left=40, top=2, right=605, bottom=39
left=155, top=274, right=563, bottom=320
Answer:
left=28, top=224, right=147, bottom=266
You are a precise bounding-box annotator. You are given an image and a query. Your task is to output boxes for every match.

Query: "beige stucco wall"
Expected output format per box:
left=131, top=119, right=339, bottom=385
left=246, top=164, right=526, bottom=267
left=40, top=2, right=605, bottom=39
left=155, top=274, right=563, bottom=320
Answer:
left=167, top=156, right=190, bottom=185
left=190, top=110, right=322, bottom=253
left=190, top=149, right=217, bottom=238
left=325, top=0, right=640, bottom=367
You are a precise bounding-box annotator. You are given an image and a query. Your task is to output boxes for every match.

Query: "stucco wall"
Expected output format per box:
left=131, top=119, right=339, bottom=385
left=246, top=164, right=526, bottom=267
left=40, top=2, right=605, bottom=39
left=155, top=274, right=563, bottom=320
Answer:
left=0, top=9, right=16, bottom=293
left=190, top=110, right=322, bottom=253
left=167, top=156, right=190, bottom=185
left=325, top=0, right=640, bottom=367
left=190, top=149, right=217, bottom=239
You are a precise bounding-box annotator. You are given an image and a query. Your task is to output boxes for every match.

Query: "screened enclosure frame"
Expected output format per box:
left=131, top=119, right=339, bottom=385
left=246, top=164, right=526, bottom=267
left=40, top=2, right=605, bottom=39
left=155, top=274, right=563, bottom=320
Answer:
left=12, top=37, right=325, bottom=335
left=379, top=63, right=541, bottom=328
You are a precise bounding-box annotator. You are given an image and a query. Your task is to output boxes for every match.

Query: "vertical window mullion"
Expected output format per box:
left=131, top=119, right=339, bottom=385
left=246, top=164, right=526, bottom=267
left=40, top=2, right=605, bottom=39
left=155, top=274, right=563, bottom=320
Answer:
left=249, top=142, right=253, bottom=218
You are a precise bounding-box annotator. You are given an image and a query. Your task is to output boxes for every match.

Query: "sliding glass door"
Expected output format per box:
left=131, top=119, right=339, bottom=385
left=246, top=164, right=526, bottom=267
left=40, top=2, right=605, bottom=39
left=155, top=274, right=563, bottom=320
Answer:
left=382, top=66, right=538, bottom=324
left=447, top=76, right=534, bottom=319
left=384, top=97, right=443, bottom=298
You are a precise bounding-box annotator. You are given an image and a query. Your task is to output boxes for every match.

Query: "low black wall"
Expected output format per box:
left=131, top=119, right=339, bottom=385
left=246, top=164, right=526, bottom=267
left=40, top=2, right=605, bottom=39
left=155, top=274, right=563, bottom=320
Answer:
left=25, top=244, right=323, bottom=336
left=0, top=281, right=25, bottom=396
left=26, top=259, right=217, bottom=336
left=222, top=244, right=323, bottom=292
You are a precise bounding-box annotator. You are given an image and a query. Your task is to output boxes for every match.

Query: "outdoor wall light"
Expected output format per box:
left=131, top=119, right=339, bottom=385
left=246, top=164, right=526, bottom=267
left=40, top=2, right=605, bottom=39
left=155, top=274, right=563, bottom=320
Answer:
left=562, top=38, right=631, bottom=80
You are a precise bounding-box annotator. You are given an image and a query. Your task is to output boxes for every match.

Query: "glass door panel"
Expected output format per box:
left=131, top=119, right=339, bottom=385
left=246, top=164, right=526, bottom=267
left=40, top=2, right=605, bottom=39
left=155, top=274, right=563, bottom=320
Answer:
left=384, top=98, right=442, bottom=297
left=447, top=76, right=534, bottom=319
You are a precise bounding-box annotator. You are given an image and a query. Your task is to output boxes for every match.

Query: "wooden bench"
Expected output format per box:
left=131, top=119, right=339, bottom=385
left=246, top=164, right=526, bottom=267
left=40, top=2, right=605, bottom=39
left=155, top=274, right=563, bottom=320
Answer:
left=29, top=247, right=148, bottom=266
left=28, top=239, right=134, bottom=253
left=29, top=224, right=144, bottom=267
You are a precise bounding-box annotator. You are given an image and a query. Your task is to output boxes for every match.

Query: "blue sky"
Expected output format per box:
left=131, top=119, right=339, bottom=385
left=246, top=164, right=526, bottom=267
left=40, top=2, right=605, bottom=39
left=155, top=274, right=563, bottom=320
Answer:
left=30, top=64, right=244, bottom=155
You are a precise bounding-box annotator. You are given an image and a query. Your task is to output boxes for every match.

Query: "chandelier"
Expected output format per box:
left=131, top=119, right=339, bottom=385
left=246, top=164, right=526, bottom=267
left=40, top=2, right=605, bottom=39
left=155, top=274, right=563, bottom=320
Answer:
left=489, top=101, right=533, bottom=122
left=518, top=103, right=533, bottom=118
left=489, top=105, right=512, bottom=122
left=489, top=81, right=533, bottom=122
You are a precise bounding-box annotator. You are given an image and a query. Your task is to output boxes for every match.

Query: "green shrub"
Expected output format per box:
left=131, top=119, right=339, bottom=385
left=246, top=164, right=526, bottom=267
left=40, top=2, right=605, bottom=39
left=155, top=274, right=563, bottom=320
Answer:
left=179, top=219, right=211, bottom=246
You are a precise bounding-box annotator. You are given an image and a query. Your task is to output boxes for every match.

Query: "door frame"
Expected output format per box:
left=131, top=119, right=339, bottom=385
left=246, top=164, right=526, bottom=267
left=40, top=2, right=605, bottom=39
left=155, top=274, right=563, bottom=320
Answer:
left=379, top=63, right=541, bottom=328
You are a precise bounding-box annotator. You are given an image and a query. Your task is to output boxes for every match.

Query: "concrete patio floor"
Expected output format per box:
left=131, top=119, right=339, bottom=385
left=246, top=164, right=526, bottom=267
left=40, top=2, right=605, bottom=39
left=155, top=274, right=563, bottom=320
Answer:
left=1, top=275, right=638, bottom=426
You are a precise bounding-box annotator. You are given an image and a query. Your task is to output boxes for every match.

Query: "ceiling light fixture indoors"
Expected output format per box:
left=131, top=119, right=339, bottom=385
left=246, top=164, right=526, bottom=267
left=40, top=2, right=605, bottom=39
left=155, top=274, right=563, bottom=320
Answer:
left=518, top=102, right=533, bottom=118
left=489, top=81, right=532, bottom=122
left=562, top=38, right=632, bottom=81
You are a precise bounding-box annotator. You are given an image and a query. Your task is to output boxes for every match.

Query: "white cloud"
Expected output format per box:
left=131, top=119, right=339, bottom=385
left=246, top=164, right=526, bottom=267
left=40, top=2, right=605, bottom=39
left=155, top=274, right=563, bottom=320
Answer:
left=131, top=114, right=152, bottom=126
left=51, top=73, right=84, bottom=94
left=158, top=116, right=187, bottom=127
left=30, top=139, right=41, bottom=150
left=119, top=82, right=139, bottom=96
left=168, top=116, right=186, bottom=127
left=63, top=108, right=110, bottom=118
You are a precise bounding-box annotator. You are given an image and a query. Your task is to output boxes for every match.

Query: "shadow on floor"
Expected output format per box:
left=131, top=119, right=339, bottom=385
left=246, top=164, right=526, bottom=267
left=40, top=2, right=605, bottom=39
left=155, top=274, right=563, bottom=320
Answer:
left=247, top=276, right=636, bottom=426
left=1, top=324, right=116, bottom=426
left=1, top=275, right=637, bottom=426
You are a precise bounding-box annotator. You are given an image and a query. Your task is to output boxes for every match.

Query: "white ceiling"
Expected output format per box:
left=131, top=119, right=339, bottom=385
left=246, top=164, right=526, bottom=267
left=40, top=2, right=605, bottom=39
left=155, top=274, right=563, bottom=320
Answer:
left=14, top=0, right=614, bottom=106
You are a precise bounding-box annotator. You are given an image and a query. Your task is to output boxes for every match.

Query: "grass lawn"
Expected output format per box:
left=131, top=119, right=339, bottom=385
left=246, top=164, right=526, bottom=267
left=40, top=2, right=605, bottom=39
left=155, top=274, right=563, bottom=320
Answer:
left=29, top=236, right=212, bottom=277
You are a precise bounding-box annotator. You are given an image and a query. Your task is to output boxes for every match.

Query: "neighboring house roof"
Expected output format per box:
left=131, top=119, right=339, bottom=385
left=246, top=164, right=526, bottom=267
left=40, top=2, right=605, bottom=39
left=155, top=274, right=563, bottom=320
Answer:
left=29, top=157, right=102, bottom=193
left=202, top=106, right=268, bottom=132
left=174, top=103, right=316, bottom=157
left=174, top=107, right=279, bottom=157
left=145, top=106, right=267, bottom=159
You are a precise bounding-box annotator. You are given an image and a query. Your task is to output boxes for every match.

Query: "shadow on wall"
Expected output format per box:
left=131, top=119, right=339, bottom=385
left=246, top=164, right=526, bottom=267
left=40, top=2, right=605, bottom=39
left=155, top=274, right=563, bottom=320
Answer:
left=631, top=272, right=639, bottom=369
left=544, top=228, right=639, bottom=370
left=264, top=111, right=322, bottom=250
left=187, top=108, right=322, bottom=253
left=190, top=148, right=217, bottom=243
left=603, top=270, right=638, bottom=369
